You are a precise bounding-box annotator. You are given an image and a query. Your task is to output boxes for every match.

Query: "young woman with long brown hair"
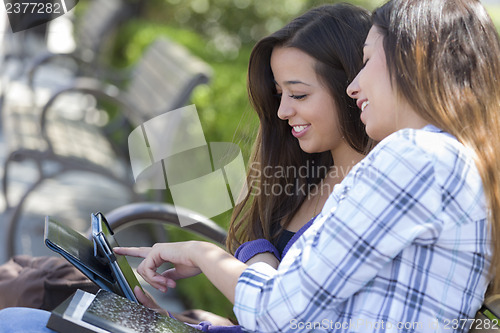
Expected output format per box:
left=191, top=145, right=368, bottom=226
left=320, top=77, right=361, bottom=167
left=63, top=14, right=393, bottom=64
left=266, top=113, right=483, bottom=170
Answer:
left=226, top=2, right=373, bottom=266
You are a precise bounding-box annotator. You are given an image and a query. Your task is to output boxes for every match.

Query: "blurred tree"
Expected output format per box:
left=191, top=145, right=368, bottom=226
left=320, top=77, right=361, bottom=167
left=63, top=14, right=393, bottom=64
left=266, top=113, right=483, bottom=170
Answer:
left=141, top=0, right=382, bottom=60
left=134, top=0, right=499, bottom=61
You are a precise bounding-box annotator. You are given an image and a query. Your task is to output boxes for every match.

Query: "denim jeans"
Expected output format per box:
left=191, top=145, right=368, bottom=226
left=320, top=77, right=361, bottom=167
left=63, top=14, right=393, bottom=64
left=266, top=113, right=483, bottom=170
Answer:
left=0, top=307, right=55, bottom=333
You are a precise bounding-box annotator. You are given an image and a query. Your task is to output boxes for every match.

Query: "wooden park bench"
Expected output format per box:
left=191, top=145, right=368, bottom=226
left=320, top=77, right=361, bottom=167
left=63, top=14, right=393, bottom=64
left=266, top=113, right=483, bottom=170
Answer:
left=2, top=36, right=213, bottom=258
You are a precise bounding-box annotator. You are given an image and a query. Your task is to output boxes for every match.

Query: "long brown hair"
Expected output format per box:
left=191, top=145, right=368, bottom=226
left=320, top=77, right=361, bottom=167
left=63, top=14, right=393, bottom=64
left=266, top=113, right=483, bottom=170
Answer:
left=226, top=3, right=373, bottom=254
left=372, top=0, right=500, bottom=292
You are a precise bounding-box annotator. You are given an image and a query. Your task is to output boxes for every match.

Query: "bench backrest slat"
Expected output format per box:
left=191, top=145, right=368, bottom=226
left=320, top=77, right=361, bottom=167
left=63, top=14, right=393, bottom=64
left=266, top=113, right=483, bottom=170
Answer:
left=124, top=37, right=213, bottom=125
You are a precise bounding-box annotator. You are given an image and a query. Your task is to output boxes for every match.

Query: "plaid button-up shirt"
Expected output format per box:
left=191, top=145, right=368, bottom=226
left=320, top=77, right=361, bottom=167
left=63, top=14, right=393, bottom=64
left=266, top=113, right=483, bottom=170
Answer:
left=234, top=126, right=491, bottom=332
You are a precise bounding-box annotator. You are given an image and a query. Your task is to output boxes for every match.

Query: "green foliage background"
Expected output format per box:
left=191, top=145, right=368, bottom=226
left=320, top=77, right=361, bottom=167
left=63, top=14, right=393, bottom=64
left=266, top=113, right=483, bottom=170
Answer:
left=107, top=0, right=500, bottom=321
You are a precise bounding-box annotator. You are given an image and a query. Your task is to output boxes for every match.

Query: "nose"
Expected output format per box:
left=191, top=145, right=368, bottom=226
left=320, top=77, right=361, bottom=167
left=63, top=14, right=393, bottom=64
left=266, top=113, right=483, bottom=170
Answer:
left=346, top=75, right=360, bottom=99
left=277, top=96, right=295, bottom=120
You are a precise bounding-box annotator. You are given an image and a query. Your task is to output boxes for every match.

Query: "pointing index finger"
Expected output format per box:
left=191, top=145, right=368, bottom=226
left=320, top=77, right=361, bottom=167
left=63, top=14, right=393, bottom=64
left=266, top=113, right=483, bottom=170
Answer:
left=113, top=246, right=152, bottom=258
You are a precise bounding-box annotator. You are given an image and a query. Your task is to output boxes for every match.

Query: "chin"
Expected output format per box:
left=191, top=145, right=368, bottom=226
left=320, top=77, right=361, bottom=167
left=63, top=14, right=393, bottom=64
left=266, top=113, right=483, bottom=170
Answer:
left=300, top=147, right=325, bottom=155
left=367, top=127, right=390, bottom=142
left=365, top=125, right=379, bottom=141
left=298, top=144, right=316, bottom=154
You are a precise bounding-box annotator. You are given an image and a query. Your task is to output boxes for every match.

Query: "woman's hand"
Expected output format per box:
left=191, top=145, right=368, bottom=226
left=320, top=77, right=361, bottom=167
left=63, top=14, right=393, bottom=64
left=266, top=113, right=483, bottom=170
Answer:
left=115, top=241, right=202, bottom=293
left=135, top=284, right=235, bottom=326
left=115, top=241, right=249, bottom=303
left=133, top=286, right=171, bottom=317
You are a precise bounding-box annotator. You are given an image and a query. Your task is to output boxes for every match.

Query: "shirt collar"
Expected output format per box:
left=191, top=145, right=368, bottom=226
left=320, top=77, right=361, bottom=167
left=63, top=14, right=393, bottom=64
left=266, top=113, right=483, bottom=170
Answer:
left=422, top=124, right=457, bottom=140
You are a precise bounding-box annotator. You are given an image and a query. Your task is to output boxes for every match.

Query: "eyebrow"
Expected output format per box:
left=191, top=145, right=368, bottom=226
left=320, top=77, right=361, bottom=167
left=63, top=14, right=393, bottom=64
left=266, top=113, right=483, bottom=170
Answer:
left=273, top=79, right=311, bottom=86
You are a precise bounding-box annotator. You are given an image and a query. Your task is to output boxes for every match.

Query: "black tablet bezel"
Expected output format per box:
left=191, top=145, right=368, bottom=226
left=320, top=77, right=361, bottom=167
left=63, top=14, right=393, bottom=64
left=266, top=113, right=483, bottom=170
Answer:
left=91, top=212, right=142, bottom=303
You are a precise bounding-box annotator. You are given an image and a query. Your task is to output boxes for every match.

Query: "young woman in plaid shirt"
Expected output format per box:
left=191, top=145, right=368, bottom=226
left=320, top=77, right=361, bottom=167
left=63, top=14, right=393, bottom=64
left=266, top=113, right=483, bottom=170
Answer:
left=117, top=1, right=500, bottom=331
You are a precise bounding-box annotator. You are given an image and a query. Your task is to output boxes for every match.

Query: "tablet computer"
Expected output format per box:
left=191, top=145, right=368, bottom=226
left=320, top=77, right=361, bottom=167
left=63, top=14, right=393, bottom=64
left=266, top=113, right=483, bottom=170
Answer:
left=44, top=214, right=142, bottom=303
left=91, top=212, right=143, bottom=303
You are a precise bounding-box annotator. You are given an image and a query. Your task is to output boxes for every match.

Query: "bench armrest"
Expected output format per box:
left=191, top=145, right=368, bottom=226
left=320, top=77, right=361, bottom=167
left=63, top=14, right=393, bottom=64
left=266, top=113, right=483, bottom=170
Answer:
left=100, top=202, right=227, bottom=246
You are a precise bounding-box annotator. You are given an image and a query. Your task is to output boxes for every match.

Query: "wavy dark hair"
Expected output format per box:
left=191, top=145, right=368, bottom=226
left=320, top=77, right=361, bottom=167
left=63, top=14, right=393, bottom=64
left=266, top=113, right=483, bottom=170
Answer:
left=227, top=3, right=373, bottom=253
left=372, top=0, right=500, bottom=292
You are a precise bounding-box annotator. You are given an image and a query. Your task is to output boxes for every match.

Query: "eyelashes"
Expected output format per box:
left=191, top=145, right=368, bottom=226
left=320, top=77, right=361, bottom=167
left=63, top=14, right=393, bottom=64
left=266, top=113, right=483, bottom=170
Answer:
left=274, top=93, right=307, bottom=100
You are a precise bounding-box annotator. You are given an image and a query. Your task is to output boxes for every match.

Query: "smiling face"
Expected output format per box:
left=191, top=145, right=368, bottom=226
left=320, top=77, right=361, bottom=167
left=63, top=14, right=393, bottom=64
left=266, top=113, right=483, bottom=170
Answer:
left=347, top=26, right=427, bottom=141
left=271, top=46, right=345, bottom=155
